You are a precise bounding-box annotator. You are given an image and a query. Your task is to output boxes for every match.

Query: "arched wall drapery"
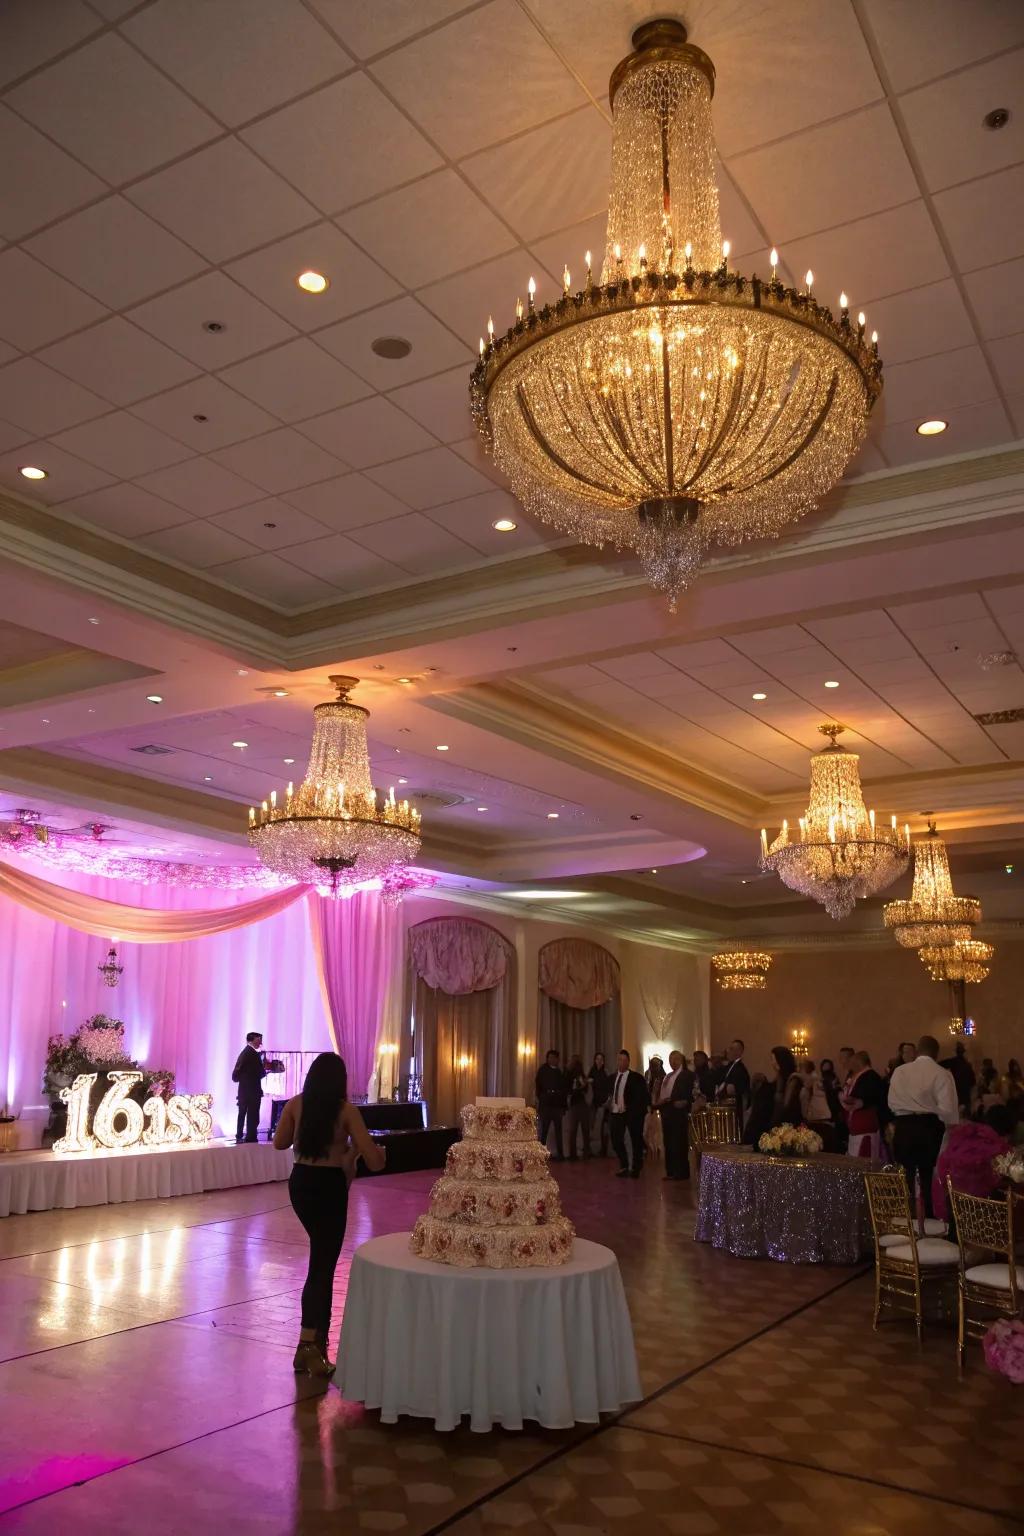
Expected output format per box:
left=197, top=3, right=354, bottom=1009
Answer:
left=408, top=918, right=517, bottom=1126
left=0, top=857, right=308, bottom=940
left=538, top=937, right=622, bottom=1070
left=0, top=869, right=331, bottom=1136
left=307, top=888, right=404, bottom=1099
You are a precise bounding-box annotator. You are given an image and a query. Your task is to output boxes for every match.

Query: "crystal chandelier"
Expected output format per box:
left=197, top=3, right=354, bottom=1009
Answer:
left=712, top=951, right=772, bottom=990
left=883, top=822, right=980, bottom=948
left=470, top=19, right=882, bottom=606
left=760, top=725, right=909, bottom=919
left=97, top=945, right=123, bottom=989
left=249, top=676, right=421, bottom=890
left=920, top=938, right=993, bottom=984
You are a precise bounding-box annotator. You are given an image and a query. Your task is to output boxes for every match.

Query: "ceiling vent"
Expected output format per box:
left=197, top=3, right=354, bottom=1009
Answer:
left=130, top=744, right=176, bottom=755
left=404, top=789, right=466, bottom=810
left=973, top=708, right=1024, bottom=725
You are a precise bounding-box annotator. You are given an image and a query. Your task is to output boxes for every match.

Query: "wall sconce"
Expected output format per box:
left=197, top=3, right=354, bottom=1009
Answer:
left=456, top=1054, right=474, bottom=1071
left=517, top=1042, right=535, bottom=1058
left=791, top=1027, right=809, bottom=1059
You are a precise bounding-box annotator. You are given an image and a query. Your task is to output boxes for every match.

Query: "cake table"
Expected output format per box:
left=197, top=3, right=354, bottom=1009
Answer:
left=337, top=1231, right=641, bottom=1431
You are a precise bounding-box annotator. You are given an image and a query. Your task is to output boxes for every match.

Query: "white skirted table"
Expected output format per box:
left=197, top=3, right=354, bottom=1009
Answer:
left=338, top=1232, right=641, bottom=1432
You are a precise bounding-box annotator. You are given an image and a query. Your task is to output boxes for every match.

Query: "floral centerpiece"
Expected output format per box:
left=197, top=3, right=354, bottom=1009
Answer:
left=758, top=1123, right=824, bottom=1158
left=993, top=1148, right=1024, bottom=1186
left=984, top=1319, right=1024, bottom=1384
left=42, top=1015, right=175, bottom=1143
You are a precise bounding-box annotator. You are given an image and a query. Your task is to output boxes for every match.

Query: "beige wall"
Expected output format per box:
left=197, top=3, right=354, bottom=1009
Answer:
left=710, top=939, right=1024, bottom=1076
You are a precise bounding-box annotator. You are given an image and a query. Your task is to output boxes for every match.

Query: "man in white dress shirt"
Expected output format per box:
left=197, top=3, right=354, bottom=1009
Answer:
left=609, top=1050, right=648, bottom=1179
left=887, top=1034, right=959, bottom=1219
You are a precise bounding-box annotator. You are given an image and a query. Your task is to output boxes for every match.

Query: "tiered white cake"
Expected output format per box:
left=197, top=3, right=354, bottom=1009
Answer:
left=409, top=1097, right=575, bottom=1268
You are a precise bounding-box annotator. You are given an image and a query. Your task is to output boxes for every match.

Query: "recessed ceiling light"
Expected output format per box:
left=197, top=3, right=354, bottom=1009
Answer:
left=41, top=717, right=50, bottom=724
left=371, top=335, right=412, bottom=359
left=397, top=677, right=412, bottom=685
left=237, top=668, right=249, bottom=677
left=650, top=868, right=658, bottom=873
left=1006, top=863, right=1015, bottom=874
left=983, top=106, right=1010, bottom=131
left=273, top=689, right=289, bottom=697
left=19, top=465, right=47, bottom=480
left=146, top=694, right=163, bottom=703
left=916, top=419, right=947, bottom=436
left=436, top=744, right=449, bottom=751
left=192, top=413, right=208, bottom=423
left=752, top=691, right=767, bottom=701
left=203, top=320, right=224, bottom=333
left=547, top=811, right=560, bottom=819
left=232, top=740, right=248, bottom=749
left=398, top=776, right=408, bottom=784
left=296, top=270, right=329, bottom=294
left=824, top=679, right=839, bottom=688
left=203, top=775, right=213, bottom=782
left=493, top=518, right=517, bottom=532
left=88, top=617, right=99, bottom=625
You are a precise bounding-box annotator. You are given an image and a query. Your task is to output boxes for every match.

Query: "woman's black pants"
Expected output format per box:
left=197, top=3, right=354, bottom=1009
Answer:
left=288, top=1164, right=349, bottom=1334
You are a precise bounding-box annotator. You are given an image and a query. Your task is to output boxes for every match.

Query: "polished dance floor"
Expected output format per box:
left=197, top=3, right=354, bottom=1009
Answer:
left=0, top=1159, right=1021, bottom=1534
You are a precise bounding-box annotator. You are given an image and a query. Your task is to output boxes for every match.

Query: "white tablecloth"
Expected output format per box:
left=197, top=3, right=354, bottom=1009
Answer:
left=338, top=1232, right=641, bottom=1432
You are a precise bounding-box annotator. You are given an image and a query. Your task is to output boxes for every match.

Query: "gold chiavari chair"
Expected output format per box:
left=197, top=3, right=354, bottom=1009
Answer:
left=689, top=1102, right=740, bottom=1154
left=947, top=1182, right=1024, bottom=1368
left=864, top=1169, right=959, bottom=1342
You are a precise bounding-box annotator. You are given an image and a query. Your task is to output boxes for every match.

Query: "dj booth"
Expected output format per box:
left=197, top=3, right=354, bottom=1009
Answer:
left=267, top=1096, right=455, bottom=1175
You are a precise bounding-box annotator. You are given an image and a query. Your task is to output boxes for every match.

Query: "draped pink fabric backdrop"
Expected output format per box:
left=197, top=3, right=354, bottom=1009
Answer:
left=308, top=888, right=402, bottom=1097
left=0, top=867, right=331, bottom=1136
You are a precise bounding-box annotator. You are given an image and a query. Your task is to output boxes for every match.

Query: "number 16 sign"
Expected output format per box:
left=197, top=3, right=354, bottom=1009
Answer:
left=54, top=1072, right=214, bottom=1154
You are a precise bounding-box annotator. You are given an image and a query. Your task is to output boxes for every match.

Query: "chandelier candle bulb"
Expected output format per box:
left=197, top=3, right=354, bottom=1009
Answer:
left=515, top=297, right=523, bottom=323
left=684, top=240, right=692, bottom=268
left=585, top=250, right=592, bottom=286
left=769, top=247, right=778, bottom=281
left=805, top=269, right=814, bottom=294
left=527, top=276, right=536, bottom=311
left=487, top=316, right=494, bottom=339
left=270, top=790, right=276, bottom=809
left=563, top=265, right=571, bottom=292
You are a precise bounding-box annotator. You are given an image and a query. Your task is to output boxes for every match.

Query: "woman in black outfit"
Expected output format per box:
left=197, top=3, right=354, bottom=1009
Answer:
left=770, top=1045, right=804, bottom=1126
left=274, top=1052, right=386, bottom=1377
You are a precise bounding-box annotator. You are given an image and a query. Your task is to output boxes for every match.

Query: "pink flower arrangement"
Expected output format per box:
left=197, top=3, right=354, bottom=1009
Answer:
left=983, top=1319, right=1024, bottom=1384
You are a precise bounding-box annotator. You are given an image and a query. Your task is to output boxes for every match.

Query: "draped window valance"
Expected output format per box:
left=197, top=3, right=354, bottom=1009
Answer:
left=409, top=918, right=512, bottom=996
left=539, top=937, right=620, bottom=1010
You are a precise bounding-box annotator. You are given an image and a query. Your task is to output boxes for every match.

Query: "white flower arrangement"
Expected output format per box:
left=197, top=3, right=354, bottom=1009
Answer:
left=758, top=1123, right=824, bottom=1158
left=993, top=1148, right=1024, bottom=1185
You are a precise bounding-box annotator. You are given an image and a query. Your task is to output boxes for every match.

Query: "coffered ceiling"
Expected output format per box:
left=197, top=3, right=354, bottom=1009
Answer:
left=0, top=0, right=1022, bottom=947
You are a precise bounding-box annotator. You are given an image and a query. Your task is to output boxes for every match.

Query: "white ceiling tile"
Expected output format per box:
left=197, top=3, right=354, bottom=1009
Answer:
left=881, top=345, right=999, bottom=425
left=715, top=162, right=767, bottom=260
left=138, top=519, right=260, bottom=569
left=963, top=256, right=1024, bottom=341
left=339, top=170, right=516, bottom=290
left=38, top=318, right=199, bottom=407
left=26, top=197, right=208, bottom=309
left=859, top=0, right=1024, bottom=92
left=859, top=279, right=977, bottom=366
left=348, top=509, right=476, bottom=575
left=427, top=489, right=551, bottom=554
left=51, top=412, right=194, bottom=477
left=0, top=438, right=114, bottom=504
left=419, top=249, right=560, bottom=348
left=365, top=445, right=492, bottom=508
left=371, top=0, right=586, bottom=158
left=242, top=74, right=441, bottom=214
left=988, top=334, right=1024, bottom=399
left=386, top=366, right=474, bottom=443
left=450, top=433, right=510, bottom=487
left=218, top=337, right=371, bottom=422
left=130, top=376, right=278, bottom=451
left=59, top=482, right=192, bottom=539
left=1006, top=391, right=1024, bottom=439
left=128, top=272, right=297, bottom=368
left=528, top=212, right=609, bottom=290
left=282, top=471, right=411, bottom=531
left=462, top=107, right=612, bottom=241
left=781, top=201, right=950, bottom=310
left=212, top=428, right=348, bottom=493
left=210, top=551, right=340, bottom=607
left=0, top=106, right=106, bottom=241
left=124, top=0, right=351, bottom=126
left=208, top=498, right=332, bottom=550
left=0, top=357, right=109, bottom=436
left=0, top=0, right=101, bottom=88
left=899, top=49, right=1024, bottom=192
left=933, top=163, right=1024, bottom=273
left=7, top=33, right=219, bottom=182
left=729, top=103, right=918, bottom=246
left=599, top=652, right=677, bottom=683
left=135, top=456, right=261, bottom=515
left=0, top=248, right=107, bottom=352
left=226, top=224, right=400, bottom=330
left=0, top=418, right=31, bottom=454
left=297, top=397, right=435, bottom=469
left=308, top=0, right=471, bottom=59
left=127, top=138, right=318, bottom=264
left=315, top=296, right=472, bottom=388
left=283, top=532, right=406, bottom=589
left=521, top=0, right=883, bottom=157
left=878, top=398, right=1016, bottom=467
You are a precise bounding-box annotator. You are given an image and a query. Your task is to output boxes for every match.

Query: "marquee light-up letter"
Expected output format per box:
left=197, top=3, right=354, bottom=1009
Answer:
left=92, top=1071, right=146, bottom=1149
left=52, top=1074, right=215, bottom=1154
left=54, top=1073, right=98, bottom=1154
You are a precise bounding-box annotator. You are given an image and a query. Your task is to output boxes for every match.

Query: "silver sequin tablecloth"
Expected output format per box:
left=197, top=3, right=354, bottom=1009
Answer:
left=695, top=1147, right=873, bottom=1264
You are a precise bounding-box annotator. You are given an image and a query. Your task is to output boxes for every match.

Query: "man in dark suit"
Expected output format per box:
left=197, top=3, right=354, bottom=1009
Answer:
left=608, top=1049, right=649, bottom=1178
left=718, top=1038, right=751, bottom=1121
left=535, top=1049, right=568, bottom=1161
left=656, top=1050, right=695, bottom=1180
left=232, top=1031, right=268, bottom=1143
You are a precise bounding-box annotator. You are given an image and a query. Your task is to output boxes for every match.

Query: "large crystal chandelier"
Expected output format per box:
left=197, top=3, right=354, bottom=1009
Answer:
left=470, top=19, right=883, bottom=605
left=921, top=939, right=993, bottom=984
left=249, top=676, right=421, bottom=890
left=760, top=725, right=909, bottom=919
left=712, top=951, right=772, bottom=990
left=883, top=822, right=980, bottom=948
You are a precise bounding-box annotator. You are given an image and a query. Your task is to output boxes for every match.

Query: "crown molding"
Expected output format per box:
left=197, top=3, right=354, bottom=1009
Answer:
left=2, top=446, right=1022, bottom=664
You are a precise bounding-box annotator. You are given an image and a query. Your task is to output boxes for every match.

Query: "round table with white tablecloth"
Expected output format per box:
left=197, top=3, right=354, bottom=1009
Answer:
left=337, top=1232, right=641, bottom=1432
